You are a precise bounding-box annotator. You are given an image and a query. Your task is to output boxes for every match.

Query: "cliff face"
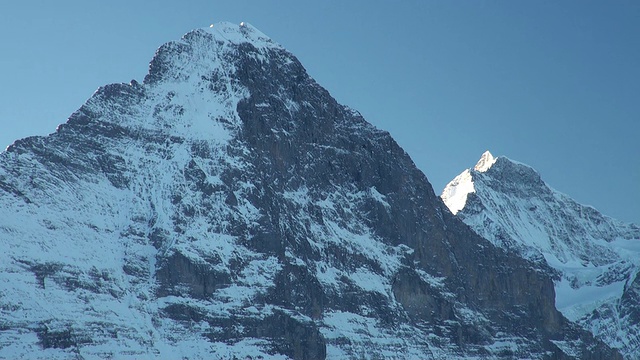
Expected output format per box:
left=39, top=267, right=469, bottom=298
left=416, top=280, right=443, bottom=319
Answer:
left=443, top=151, right=640, bottom=359
left=0, top=23, right=620, bottom=359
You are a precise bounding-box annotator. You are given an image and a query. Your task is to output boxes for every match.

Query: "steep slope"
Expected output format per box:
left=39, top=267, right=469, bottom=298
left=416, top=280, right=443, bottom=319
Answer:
left=442, top=151, right=640, bottom=358
left=0, top=23, right=620, bottom=359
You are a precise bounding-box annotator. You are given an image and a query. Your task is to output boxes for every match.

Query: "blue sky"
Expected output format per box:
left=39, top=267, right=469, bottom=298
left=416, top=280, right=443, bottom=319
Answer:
left=1, top=1, right=638, bottom=224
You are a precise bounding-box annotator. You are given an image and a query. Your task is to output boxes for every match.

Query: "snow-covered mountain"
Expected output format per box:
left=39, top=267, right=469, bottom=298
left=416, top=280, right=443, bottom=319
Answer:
left=442, top=151, right=640, bottom=359
left=0, top=23, right=621, bottom=359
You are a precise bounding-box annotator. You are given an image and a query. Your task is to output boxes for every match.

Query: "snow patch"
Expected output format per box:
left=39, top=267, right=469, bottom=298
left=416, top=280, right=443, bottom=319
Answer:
left=441, top=169, right=475, bottom=215
left=369, top=186, right=390, bottom=209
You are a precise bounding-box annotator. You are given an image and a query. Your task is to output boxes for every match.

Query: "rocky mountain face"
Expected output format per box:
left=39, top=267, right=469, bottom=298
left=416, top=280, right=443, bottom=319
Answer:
left=442, top=151, right=640, bottom=359
left=0, top=23, right=622, bottom=359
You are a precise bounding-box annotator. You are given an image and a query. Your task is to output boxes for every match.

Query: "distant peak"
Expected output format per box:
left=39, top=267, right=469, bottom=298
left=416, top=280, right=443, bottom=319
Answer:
left=474, top=150, right=496, bottom=172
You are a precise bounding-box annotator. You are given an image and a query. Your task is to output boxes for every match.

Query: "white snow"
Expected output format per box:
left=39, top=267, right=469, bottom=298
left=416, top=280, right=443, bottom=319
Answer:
left=321, top=311, right=432, bottom=359
left=441, top=169, right=474, bottom=215
left=474, top=150, right=496, bottom=172
left=369, top=186, right=390, bottom=209
left=201, top=21, right=279, bottom=50
left=555, top=276, right=626, bottom=322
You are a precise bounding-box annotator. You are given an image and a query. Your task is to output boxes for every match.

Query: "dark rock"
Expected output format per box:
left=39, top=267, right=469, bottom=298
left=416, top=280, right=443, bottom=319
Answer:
left=621, top=270, right=640, bottom=323
left=257, top=311, right=326, bottom=360
left=36, top=324, right=91, bottom=350
left=392, top=267, right=455, bottom=324
left=156, top=251, right=231, bottom=299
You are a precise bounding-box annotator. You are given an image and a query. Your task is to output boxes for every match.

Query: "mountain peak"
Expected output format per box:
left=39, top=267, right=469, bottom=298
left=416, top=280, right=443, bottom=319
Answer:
left=441, top=151, right=543, bottom=217
left=443, top=152, right=640, bottom=358
left=141, top=21, right=284, bottom=87
left=441, top=150, right=496, bottom=215
left=474, top=150, right=496, bottom=172
left=199, top=21, right=277, bottom=49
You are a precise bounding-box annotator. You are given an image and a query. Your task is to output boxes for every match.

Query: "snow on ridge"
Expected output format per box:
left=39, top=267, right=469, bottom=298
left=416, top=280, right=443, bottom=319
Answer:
left=474, top=150, right=496, bottom=172
left=77, top=23, right=256, bottom=144
left=442, top=150, right=498, bottom=215
left=199, top=21, right=280, bottom=50
left=441, top=169, right=474, bottom=215
left=498, top=155, right=537, bottom=170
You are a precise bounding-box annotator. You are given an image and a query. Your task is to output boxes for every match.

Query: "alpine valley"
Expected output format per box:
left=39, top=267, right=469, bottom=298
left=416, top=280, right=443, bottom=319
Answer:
left=0, top=22, right=627, bottom=359
left=442, top=151, right=640, bottom=359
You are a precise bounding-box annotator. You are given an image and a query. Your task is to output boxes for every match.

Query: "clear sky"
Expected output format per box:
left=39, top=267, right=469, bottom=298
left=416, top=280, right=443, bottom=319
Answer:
left=1, top=1, right=638, bottom=224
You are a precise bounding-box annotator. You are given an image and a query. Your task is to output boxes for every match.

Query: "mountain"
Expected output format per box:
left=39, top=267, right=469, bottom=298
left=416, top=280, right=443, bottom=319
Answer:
left=0, top=22, right=621, bottom=359
left=442, top=151, right=640, bottom=359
